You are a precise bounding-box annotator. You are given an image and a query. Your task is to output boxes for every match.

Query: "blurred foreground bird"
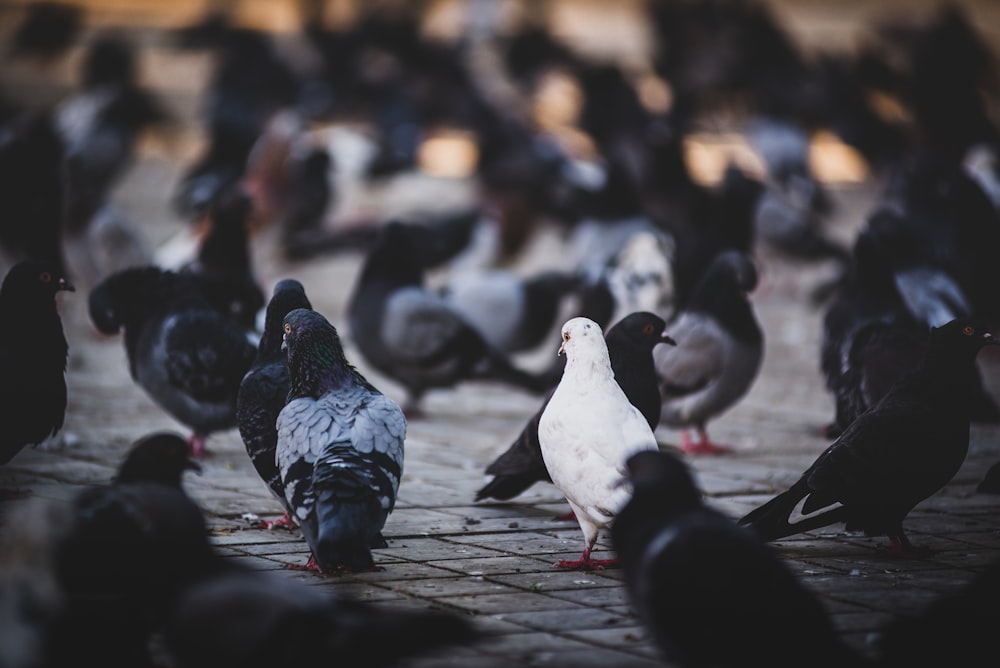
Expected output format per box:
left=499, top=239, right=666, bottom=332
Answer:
left=46, top=431, right=212, bottom=668
left=277, top=308, right=405, bottom=573
left=163, top=555, right=479, bottom=668
left=739, top=318, right=999, bottom=556
left=538, top=316, right=659, bottom=569
left=612, top=450, right=867, bottom=668
left=655, top=250, right=763, bottom=454
left=88, top=266, right=257, bottom=457
left=876, top=556, right=1000, bottom=667
left=476, top=311, right=674, bottom=502
left=236, top=279, right=313, bottom=529
left=347, top=221, right=549, bottom=416
left=0, top=260, right=74, bottom=470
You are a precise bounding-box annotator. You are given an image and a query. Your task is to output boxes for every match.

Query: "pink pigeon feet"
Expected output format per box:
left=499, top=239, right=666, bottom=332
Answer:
left=882, top=536, right=933, bottom=560
left=286, top=555, right=384, bottom=574
left=188, top=434, right=208, bottom=458
left=555, top=547, right=618, bottom=570
left=256, top=511, right=297, bottom=530
left=679, top=429, right=731, bottom=456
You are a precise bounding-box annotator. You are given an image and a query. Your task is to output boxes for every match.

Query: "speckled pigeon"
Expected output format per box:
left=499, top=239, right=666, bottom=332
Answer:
left=276, top=308, right=405, bottom=573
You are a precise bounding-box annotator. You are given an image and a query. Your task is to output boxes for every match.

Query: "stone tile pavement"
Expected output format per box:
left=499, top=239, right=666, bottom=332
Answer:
left=1, top=150, right=999, bottom=667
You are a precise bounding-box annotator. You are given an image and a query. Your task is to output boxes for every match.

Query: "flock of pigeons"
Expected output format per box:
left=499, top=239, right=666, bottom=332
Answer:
left=1, top=0, right=1000, bottom=666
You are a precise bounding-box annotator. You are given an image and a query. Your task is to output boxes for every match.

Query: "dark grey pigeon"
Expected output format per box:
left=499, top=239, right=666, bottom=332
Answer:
left=276, top=308, right=405, bottom=573
left=654, top=250, right=763, bottom=455
left=179, top=187, right=265, bottom=332
left=46, top=431, right=212, bottom=668
left=88, top=265, right=257, bottom=457
left=164, top=564, right=479, bottom=668
left=612, top=450, right=867, bottom=668
left=475, top=311, right=674, bottom=502
left=0, top=260, right=74, bottom=469
left=236, top=278, right=312, bottom=529
left=739, top=318, right=1000, bottom=556
left=440, top=268, right=582, bottom=355
left=346, top=221, right=549, bottom=416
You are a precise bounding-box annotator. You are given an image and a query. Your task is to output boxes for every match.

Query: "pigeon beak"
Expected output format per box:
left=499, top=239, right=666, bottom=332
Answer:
left=58, top=277, right=75, bottom=292
left=984, top=332, right=1000, bottom=346
left=557, top=341, right=566, bottom=356
left=660, top=333, right=677, bottom=346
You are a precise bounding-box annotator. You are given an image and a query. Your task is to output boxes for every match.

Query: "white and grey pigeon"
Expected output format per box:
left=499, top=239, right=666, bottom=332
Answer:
left=276, top=308, right=405, bottom=573
left=655, top=250, right=764, bottom=455
left=537, top=316, right=659, bottom=570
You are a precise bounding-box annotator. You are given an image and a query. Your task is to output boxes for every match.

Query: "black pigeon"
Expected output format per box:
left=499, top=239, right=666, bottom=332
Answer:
left=876, top=556, right=1000, bottom=667
left=739, top=318, right=1000, bottom=556
left=163, top=565, right=479, bottom=668
left=0, top=260, right=74, bottom=467
left=276, top=308, right=406, bottom=573
left=236, top=278, right=312, bottom=529
left=88, top=266, right=257, bottom=457
left=654, top=250, right=764, bottom=455
left=179, top=187, right=265, bottom=331
left=476, top=311, right=675, bottom=502
left=46, top=431, right=212, bottom=668
left=612, top=450, right=866, bottom=668
left=346, top=221, right=549, bottom=416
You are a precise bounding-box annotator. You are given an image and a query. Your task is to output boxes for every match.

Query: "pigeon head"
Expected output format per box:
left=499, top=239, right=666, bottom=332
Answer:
left=624, top=450, right=702, bottom=509
left=713, top=250, right=759, bottom=293
left=609, top=312, right=676, bottom=351
left=557, top=317, right=604, bottom=355
left=0, top=259, right=74, bottom=303
left=930, top=318, right=1000, bottom=352
left=257, top=279, right=312, bottom=357
left=282, top=308, right=362, bottom=397
left=114, top=431, right=202, bottom=487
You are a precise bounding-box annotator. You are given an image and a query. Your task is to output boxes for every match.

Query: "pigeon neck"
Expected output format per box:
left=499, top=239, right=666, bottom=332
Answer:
left=564, top=349, right=615, bottom=384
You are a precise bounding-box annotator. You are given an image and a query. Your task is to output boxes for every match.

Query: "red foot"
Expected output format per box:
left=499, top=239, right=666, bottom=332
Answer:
left=286, top=555, right=385, bottom=574
left=554, top=509, right=577, bottom=521
left=555, top=548, right=618, bottom=570
left=287, top=555, right=323, bottom=572
left=881, top=538, right=933, bottom=559
left=188, top=434, right=209, bottom=458
left=256, top=511, right=297, bottom=530
left=680, top=430, right=730, bottom=456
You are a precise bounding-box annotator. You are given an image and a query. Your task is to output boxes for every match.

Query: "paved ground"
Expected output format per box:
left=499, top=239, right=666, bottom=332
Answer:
left=2, top=3, right=1000, bottom=666
left=1, top=151, right=999, bottom=667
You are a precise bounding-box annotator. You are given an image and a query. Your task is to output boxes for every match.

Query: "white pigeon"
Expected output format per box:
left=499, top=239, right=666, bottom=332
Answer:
left=537, top=316, right=659, bottom=570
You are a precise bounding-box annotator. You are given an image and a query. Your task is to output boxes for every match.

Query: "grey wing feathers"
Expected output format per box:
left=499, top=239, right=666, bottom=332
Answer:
left=381, top=288, right=465, bottom=362
left=657, top=315, right=724, bottom=390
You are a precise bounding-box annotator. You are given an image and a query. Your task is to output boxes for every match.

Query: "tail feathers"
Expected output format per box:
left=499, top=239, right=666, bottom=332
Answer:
left=738, top=480, right=847, bottom=541
left=475, top=472, right=543, bottom=502
left=477, top=426, right=551, bottom=501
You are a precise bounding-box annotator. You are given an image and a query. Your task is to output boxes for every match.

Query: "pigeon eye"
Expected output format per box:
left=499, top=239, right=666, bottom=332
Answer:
left=39, top=272, right=52, bottom=283
left=284, top=324, right=292, bottom=334
left=963, top=325, right=975, bottom=335
left=563, top=332, right=571, bottom=342
left=643, top=325, right=654, bottom=334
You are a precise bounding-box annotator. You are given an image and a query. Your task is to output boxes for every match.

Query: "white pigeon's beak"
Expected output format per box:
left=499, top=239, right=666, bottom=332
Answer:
left=557, top=340, right=566, bottom=356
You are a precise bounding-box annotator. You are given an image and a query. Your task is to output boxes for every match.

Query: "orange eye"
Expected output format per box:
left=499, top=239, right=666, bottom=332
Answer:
left=39, top=272, right=51, bottom=283
left=284, top=324, right=292, bottom=334
left=563, top=332, right=571, bottom=341
left=643, top=324, right=654, bottom=334
left=963, top=325, right=975, bottom=335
